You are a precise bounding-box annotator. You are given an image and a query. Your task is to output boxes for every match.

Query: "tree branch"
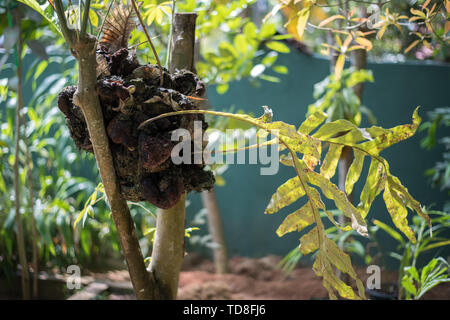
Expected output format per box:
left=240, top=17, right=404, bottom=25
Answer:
left=80, top=0, right=91, bottom=38
left=130, top=0, right=164, bottom=86
left=53, top=0, right=156, bottom=300
left=54, top=0, right=75, bottom=47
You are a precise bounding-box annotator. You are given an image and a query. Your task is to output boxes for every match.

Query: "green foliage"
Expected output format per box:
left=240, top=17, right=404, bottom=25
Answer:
left=20, top=0, right=291, bottom=94
left=77, top=182, right=203, bottom=267
left=130, top=0, right=291, bottom=93
left=140, top=104, right=428, bottom=300
left=308, top=68, right=375, bottom=126
left=192, top=0, right=291, bottom=93
left=15, top=0, right=63, bottom=37
left=74, top=183, right=105, bottom=229
left=185, top=207, right=221, bottom=251
left=402, top=257, right=450, bottom=300
left=373, top=209, right=450, bottom=299
left=0, top=25, right=122, bottom=276
left=277, top=245, right=303, bottom=275
left=420, top=107, right=450, bottom=211
left=267, top=0, right=450, bottom=63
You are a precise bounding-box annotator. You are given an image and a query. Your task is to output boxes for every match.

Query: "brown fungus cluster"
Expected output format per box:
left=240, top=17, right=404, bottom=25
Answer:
left=57, top=48, right=214, bottom=209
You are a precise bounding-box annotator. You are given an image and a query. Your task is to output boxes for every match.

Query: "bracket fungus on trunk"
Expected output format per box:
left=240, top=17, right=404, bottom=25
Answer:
left=57, top=46, right=214, bottom=209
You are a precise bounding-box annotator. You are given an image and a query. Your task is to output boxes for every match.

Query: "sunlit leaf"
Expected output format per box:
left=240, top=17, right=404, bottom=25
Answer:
left=276, top=202, right=314, bottom=236
left=266, top=41, right=290, bottom=53
left=318, top=14, right=345, bottom=27
left=355, top=37, right=373, bottom=51
left=373, top=219, right=405, bottom=245
left=345, top=149, right=365, bottom=195
left=298, top=111, right=327, bottom=135
left=16, top=0, right=63, bottom=37
left=296, top=7, right=311, bottom=39
left=265, top=177, right=305, bottom=214
left=404, top=40, right=420, bottom=53
left=334, top=54, right=345, bottom=80
left=320, top=144, right=343, bottom=179
left=89, top=9, right=98, bottom=27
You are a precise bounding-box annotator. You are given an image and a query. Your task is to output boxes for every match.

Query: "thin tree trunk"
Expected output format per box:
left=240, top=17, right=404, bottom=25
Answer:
left=150, top=12, right=198, bottom=300
left=151, top=193, right=187, bottom=299
left=352, top=6, right=368, bottom=101
left=193, top=37, right=229, bottom=274
left=13, top=16, right=30, bottom=300
left=75, top=39, right=154, bottom=300
left=53, top=0, right=154, bottom=300
left=327, top=8, right=353, bottom=282
left=352, top=49, right=367, bottom=99
left=338, top=4, right=368, bottom=283
left=22, top=118, right=38, bottom=299
left=201, top=189, right=229, bottom=274
left=347, top=5, right=368, bottom=200
left=167, top=13, right=197, bottom=73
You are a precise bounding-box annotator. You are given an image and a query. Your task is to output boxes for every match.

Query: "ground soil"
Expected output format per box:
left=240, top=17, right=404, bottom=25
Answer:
left=83, top=254, right=450, bottom=300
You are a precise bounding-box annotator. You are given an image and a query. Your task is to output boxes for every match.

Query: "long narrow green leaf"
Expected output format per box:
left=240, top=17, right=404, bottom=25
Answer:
left=16, top=0, right=63, bottom=37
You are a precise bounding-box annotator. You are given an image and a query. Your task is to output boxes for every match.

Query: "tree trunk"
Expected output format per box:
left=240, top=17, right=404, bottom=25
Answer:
left=151, top=193, right=187, bottom=299
left=53, top=0, right=155, bottom=300
left=149, top=12, right=198, bottom=299
left=13, top=16, right=30, bottom=300
left=347, top=5, right=368, bottom=201
left=352, top=5, right=368, bottom=101
left=22, top=118, right=38, bottom=299
left=338, top=4, right=368, bottom=283
left=201, top=189, right=229, bottom=274
left=192, top=36, right=229, bottom=274
left=167, top=13, right=197, bottom=73
left=74, top=38, right=155, bottom=300
left=352, top=51, right=367, bottom=100
left=327, top=14, right=353, bottom=283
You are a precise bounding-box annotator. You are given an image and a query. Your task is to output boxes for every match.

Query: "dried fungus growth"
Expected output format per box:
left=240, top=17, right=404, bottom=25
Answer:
left=57, top=47, right=214, bottom=209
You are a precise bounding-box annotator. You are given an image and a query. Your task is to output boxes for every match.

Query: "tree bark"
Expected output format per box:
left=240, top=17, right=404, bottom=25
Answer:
left=150, top=12, right=198, bottom=300
left=352, top=5, right=368, bottom=101
left=74, top=37, right=155, bottom=300
left=13, top=16, right=30, bottom=300
left=53, top=0, right=154, bottom=300
left=167, top=13, right=197, bottom=73
left=151, top=193, right=187, bottom=299
left=201, top=189, right=229, bottom=274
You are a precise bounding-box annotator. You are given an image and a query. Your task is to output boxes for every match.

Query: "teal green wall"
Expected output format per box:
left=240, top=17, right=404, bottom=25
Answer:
left=186, top=51, right=450, bottom=266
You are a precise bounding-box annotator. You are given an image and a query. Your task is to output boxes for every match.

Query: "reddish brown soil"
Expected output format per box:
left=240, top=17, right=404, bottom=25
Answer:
left=85, top=254, right=450, bottom=300
left=178, top=255, right=327, bottom=299
left=177, top=255, right=450, bottom=300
